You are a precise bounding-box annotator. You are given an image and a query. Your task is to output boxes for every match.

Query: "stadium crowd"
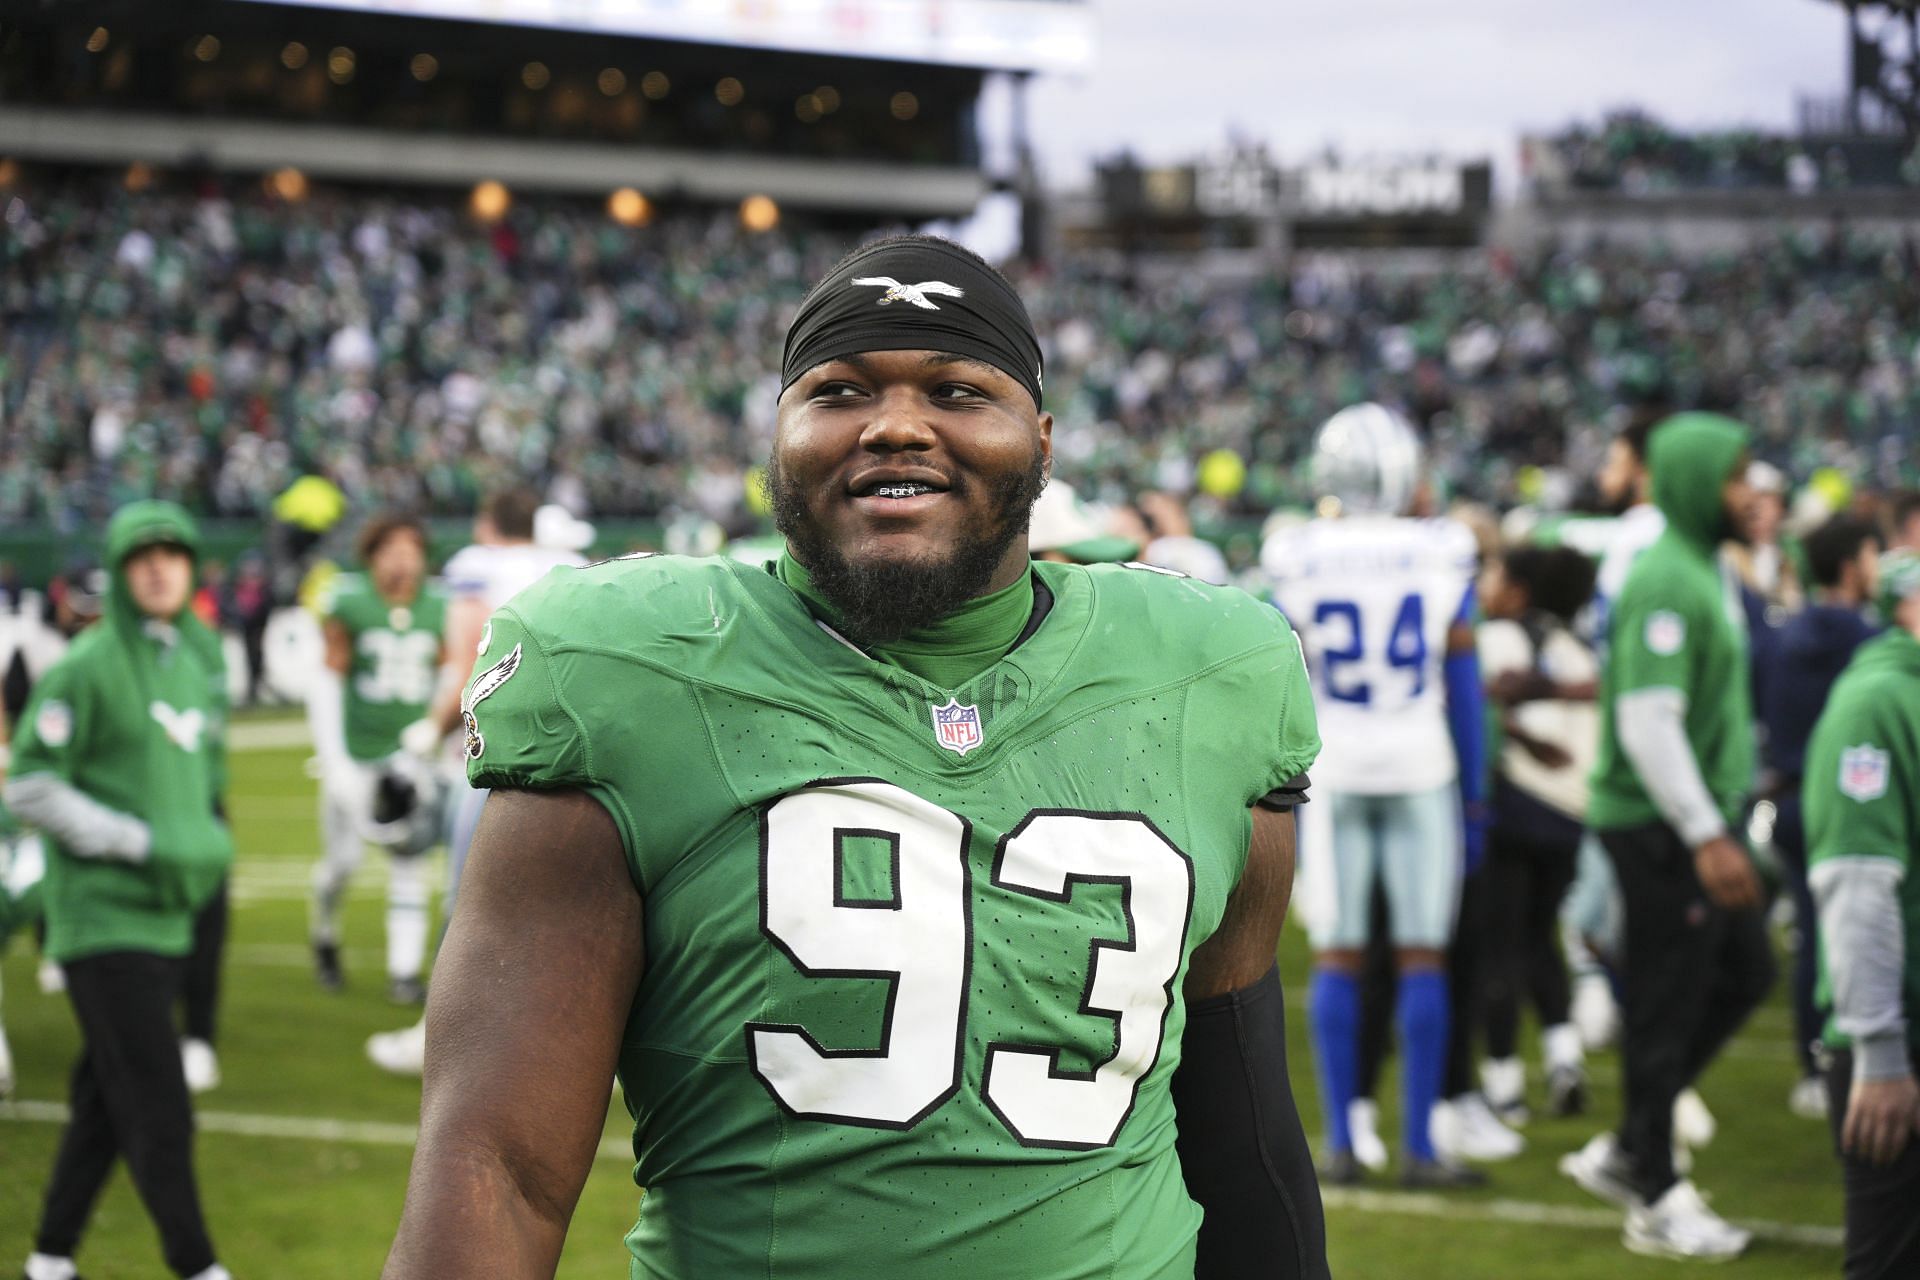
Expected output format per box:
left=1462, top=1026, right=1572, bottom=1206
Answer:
left=3, top=172, right=1920, bottom=537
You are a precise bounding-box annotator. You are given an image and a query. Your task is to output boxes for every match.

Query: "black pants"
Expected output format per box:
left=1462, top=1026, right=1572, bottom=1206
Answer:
left=1601, top=823, right=1776, bottom=1200
left=1482, top=810, right=1580, bottom=1060
left=183, top=878, right=229, bottom=1044
left=36, top=951, right=217, bottom=1277
left=1772, top=794, right=1824, bottom=1078
left=1825, top=1048, right=1920, bottom=1280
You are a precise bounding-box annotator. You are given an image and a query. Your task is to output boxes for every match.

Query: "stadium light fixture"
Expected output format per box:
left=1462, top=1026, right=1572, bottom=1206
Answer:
left=268, top=167, right=309, bottom=202
left=598, top=68, right=626, bottom=96
left=281, top=42, right=309, bottom=70
left=641, top=71, right=670, bottom=100
left=739, top=194, right=779, bottom=233
left=0, top=159, right=18, bottom=189
left=194, top=35, right=222, bottom=63
left=715, top=76, right=744, bottom=107
left=410, top=54, right=438, bottom=83
left=815, top=85, right=840, bottom=114
left=328, top=47, right=355, bottom=85
left=608, top=187, right=651, bottom=227
left=86, top=27, right=110, bottom=54
left=470, top=180, right=511, bottom=223
left=890, top=91, right=919, bottom=121
left=795, top=93, right=822, bottom=123
left=522, top=61, right=551, bottom=91
left=124, top=162, right=154, bottom=193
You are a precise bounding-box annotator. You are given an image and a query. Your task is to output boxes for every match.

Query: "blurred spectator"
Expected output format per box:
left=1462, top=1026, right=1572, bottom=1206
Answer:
left=1477, top=544, right=1601, bottom=1122
left=1892, top=492, right=1920, bottom=552
left=1134, top=491, right=1231, bottom=584
left=1758, top=515, right=1883, bottom=1119
left=229, top=555, right=272, bottom=704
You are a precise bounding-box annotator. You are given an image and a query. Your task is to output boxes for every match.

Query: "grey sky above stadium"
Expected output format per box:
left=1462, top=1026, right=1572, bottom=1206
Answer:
left=1017, top=0, right=1845, bottom=181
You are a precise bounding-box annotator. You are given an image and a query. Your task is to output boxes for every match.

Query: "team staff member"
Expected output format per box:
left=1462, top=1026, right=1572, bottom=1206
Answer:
left=1806, top=548, right=1920, bottom=1280
left=1562, top=413, right=1774, bottom=1262
left=7, top=501, right=235, bottom=1280
left=385, top=235, right=1329, bottom=1278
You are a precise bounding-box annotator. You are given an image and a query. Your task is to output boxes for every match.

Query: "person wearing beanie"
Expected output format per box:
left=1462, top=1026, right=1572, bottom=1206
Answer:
left=6, top=500, right=235, bottom=1280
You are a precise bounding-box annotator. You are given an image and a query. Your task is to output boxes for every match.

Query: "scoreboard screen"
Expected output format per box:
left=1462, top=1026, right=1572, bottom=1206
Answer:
left=231, top=0, right=1094, bottom=71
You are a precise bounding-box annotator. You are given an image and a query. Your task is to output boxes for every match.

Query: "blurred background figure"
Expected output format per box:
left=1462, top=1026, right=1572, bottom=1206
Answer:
left=1476, top=544, right=1600, bottom=1122
left=1269, top=403, right=1487, bottom=1189
left=1757, top=515, right=1883, bottom=1120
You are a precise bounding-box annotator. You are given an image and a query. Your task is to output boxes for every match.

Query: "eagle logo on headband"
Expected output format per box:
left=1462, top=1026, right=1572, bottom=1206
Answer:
left=850, top=277, right=966, bottom=310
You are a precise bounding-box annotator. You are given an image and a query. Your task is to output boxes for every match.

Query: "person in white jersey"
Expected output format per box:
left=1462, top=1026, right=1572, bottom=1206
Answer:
left=366, top=490, right=590, bottom=1075
left=1266, top=403, right=1487, bottom=1187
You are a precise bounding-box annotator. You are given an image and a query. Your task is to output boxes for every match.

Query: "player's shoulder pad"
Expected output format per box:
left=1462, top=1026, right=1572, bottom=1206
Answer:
left=495, top=552, right=762, bottom=660
left=1069, top=560, right=1300, bottom=666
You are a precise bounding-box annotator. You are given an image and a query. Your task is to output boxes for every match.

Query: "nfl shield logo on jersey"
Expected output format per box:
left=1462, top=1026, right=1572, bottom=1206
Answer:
left=1839, top=743, right=1890, bottom=803
left=930, top=698, right=984, bottom=757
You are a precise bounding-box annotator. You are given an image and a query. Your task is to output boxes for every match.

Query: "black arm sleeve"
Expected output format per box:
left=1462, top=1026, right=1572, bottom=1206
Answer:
left=1257, top=773, right=1311, bottom=812
left=1173, top=965, right=1330, bottom=1280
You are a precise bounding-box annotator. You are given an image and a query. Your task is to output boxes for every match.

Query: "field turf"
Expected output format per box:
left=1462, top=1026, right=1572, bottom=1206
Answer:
left=0, top=725, right=1846, bottom=1277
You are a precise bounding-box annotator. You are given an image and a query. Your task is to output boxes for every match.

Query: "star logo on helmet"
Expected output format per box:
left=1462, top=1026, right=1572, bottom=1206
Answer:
left=850, top=277, right=966, bottom=310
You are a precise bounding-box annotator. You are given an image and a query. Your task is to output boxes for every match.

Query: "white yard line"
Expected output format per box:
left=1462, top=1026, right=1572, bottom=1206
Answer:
left=0, top=1097, right=631, bottom=1164
left=0, top=1099, right=1837, bottom=1247
left=1320, top=1186, right=1842, bottom=1249
left=228, top=720, right=313, bottom=751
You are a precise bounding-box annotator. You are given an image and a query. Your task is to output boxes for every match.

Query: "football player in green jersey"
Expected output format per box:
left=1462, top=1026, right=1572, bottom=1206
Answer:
left=386, top=235, right=1329, bottom=1280
left=307, top=512, right=447, bottom=1003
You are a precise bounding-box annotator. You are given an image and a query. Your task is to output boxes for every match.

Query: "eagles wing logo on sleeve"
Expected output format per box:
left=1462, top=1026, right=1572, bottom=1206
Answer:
left=850, top=277, right=966, bottom=311
left=461, top=643, right=523, bottom=761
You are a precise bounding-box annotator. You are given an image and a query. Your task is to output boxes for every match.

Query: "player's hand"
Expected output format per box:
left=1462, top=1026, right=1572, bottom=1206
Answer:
left=400, top=718, right=444, bottom=760
left=1488, top=669, right=1549, bottom=705
left=1693, top=835, right=1762, bottom=912
left=1841, top=1072, right=1920, bottom=1167
left=1510, top=728, right=1573, bottom=770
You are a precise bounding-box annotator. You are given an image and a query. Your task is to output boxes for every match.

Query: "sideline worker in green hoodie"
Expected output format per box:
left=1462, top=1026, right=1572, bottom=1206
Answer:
left=1805, top=548, right=1920, bottom=1279
left=1561, top=414, right=1776, bottom=1262
left=5, top=501, right=235, bottom=1280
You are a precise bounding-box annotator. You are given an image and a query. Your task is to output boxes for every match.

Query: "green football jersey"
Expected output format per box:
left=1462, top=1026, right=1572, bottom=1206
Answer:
left=322, top=574, right=447, bottom=762
left=465, top=554, right=1319, bottom=1280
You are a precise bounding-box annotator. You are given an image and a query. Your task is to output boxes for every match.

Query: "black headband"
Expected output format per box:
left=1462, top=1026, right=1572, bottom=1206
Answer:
left=781, top=237, right=1045, bottom=409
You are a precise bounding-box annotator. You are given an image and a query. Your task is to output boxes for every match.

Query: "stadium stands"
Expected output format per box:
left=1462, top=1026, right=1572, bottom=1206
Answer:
left=2, top=170, right=1916, bottom=532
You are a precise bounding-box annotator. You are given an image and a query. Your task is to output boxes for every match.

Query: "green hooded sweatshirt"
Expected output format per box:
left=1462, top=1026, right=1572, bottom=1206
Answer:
left=1588, top=414, right=1754, bottom=832
left=9, top=500, right=233, bottom=962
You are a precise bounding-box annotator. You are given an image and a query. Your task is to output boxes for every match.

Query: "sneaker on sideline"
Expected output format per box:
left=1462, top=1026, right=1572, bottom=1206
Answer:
left=1559, top=1132, right=1641, bottom=1210
left=1623, top=1180, right=1751, bottom=1261
left=367, top=1020, right=427, bottom=1076
left=1433, top=1094, right=1525, bottom=1163
left=1348, top=1098, right=1390, bottom=1172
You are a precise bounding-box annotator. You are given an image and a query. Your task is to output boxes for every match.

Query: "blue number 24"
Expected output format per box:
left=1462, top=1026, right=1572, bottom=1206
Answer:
left=1313, top=593, right=1427, bottom=705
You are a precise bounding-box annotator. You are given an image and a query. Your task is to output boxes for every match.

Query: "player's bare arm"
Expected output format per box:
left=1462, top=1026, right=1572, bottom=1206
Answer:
left=384, top=788, right=643, bottom=1279
left=1184, top=805, right=1295, bottom=999
left=423, top=593, right=491, bottom=737
left=1174, top=805, right=1330, bottom=1280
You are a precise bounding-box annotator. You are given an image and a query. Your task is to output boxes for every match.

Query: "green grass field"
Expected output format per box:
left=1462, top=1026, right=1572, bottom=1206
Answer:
left=0, top=728, right=1847, bottom=1278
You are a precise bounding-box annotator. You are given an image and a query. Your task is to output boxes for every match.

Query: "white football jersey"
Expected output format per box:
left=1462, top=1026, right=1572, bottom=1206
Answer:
left=442, top=542, right=586, bottom=611
left=1264, top=515, right=1478, bottom=795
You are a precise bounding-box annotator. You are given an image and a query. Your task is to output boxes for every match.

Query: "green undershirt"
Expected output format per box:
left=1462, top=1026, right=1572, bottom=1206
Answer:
left=775, top=550, right=1035, bottom=689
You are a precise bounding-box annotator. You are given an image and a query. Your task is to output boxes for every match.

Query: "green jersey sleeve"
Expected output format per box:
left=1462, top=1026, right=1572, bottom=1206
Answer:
left=1270, top=628, right=1321, bottom=796
left=1807, top=697, right=1912, bottom=872
left=11, top=659, right=83, bottom=784
left=462, top=606, right=593, bottom=793
left=1606, top=588, right=1707, bottom=697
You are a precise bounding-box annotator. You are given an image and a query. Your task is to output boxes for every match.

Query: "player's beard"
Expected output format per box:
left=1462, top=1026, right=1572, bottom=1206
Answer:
left=767, top=445, right=1048, bottom=648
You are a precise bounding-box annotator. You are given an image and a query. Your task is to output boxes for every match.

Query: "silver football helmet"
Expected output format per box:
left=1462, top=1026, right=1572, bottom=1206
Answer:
left=360, top=753, right=449, bottom=858
left=1309, top=402, right=1424, bottom=516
